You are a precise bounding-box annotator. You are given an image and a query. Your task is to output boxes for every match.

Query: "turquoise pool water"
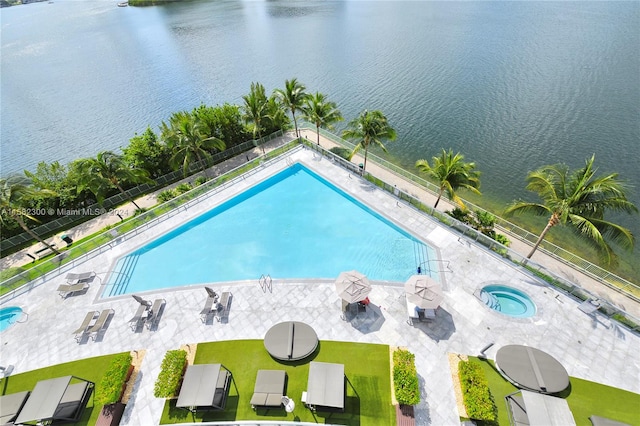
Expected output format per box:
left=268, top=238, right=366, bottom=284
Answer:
left=0, top=306, right=23, bottom=332
left=480, top=285, right=536, bottom=318
left=104, top=164, right=439, bottom=297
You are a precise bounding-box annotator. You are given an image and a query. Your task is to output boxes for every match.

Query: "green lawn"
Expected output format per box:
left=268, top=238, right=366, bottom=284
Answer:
left=473, top=357, right=640, bottom=426
left=160, top=339, right=395, bottom=425
left=0, top=353, right=129, bottom=425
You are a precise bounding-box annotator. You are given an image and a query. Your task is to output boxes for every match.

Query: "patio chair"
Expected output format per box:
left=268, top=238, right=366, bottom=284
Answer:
left=57, top=282, right=90, bottom=299
left=146, top=299, right=166, bottom=330
left=216, top=292, right=231, bottom=322
left=0, top=391, right=30, bottom=425
left=72, top=311, right=98, bottom=342
left=132, top=294, right=152, bottom=308
left=87, top=309, right=114, bottom=340
left=200, top=288, right=219, bottom=323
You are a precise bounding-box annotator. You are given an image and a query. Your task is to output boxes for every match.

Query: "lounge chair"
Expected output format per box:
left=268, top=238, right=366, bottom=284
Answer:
left=200, top=288, right=219, bottom=323
left=57, top=282, right=90, bottom=299
left=146, top=299, right=166, bottom=330
left=87, top=309, right=114, bottom=340
left=65, top=271, right=96, bottom=284
left=72, top=311, right=98, bottom=342
left=250, top=370, right=287, bottom=409
left=589, top=415, right=631, bottom=426
left=216, top=292, right=231, bottom=322
left=129, top=304, right=148, bottom=332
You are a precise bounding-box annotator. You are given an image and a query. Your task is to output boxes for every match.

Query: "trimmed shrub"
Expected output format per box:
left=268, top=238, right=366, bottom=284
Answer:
left=157, top=189, right=177, bottom=203
left=154, top=350, right=187, bottom=398
left=175, top=183, right=192, bottom=195
left=95, top=353, right=133, bottom=406
left=458, top=360, right=497, bottom=422
left=193, top=176, right=208, bottom=186
left=393, top=349, right=421, bottom=406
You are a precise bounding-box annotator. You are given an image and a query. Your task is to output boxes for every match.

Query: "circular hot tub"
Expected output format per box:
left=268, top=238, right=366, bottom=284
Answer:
left=0, top=306, right=24, bottom=332
left=480, top=285, right=536, bottom=318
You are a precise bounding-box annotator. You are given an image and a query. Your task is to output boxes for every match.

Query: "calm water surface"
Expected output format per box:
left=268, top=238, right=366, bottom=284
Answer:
left=2, top=0, right=639, bottom=257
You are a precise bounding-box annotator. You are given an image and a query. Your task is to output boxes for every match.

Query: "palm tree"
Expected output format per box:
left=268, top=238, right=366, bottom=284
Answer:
left=76, top=151, right=153, bottom=210
left=302, top=92, right=343, bottom=145
left=242, top=82, right=269, bottom=139
left=504, top=155, right=637, bottom=264
left=342, top=110, right=397, bottom=173
left=161, top=112, right=226, bottom=177
left=415, top=149, right=481, bottom=209
left=0, top=175, right=60, bottom=255
left=274, top=78, right=308, bottom=137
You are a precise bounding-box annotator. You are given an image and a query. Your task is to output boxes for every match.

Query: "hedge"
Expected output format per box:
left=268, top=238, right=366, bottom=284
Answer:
left=95, top=353, right=133, bottom=406
left=154, top=350, right=187, bottom=398
left=393, top=349, right=421, bottom=406
left=458, top=360, right=497, bottom=421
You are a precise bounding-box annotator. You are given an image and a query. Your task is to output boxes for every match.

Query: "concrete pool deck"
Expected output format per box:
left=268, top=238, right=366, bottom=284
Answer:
left=1, top=147, right=639, bottom=425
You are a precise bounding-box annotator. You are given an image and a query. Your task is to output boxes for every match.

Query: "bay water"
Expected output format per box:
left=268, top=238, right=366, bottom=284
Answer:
left=1, top=0, right=638, bottom=273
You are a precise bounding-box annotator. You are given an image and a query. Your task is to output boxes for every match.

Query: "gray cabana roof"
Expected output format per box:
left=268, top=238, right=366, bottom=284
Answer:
left=306, top=361, right=345, bottom=410
left=14, top=376, right=93, bottom=425
left=496, top=345, right=569, bottom=394
left=176, top=364, right=230, bottom=410
left=520, top=390, right=576, bottom=426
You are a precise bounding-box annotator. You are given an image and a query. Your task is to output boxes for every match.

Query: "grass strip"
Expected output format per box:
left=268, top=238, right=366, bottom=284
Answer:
left=473, top=357, right=640, bottom=426
left=0, top=353, right=129, bottom=425
left=160, top=339, right=394, bottom=425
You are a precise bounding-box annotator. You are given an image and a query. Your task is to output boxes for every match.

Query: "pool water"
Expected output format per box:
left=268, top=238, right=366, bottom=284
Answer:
left=480, top=285, right=536, bottom=318
left=0, top=306, right=23, bottom=332
left=105, top=164, right=439, bottom=297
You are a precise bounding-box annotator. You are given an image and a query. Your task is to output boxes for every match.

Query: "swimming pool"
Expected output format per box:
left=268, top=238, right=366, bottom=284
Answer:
left=0, top=306, right=23, bottom=332
left=104, top=163, right=439, bottom=297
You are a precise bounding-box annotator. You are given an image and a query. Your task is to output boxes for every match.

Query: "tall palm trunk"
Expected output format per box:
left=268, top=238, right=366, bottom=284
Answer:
left=292, top=110, right=299, bottom=137
left=16, top=216, right=61, bottom=256
left=527, top=213, right=560, bottom=259
left=315, top=123, right=321, bottom=145
left=434, top=188, right=444, bottom=209
left=115, top=182, right=141, bottom=210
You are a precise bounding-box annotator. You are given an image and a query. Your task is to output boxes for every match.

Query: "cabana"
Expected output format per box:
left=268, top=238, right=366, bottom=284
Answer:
left=505, top=390, right=576, bottom=426
left=176, top=364, right=232, bottom=413
left=0, top=391, right=30, bottom=424
left=14, top=376, right=94, bottom=425
left=304, top=361, right=345, bottom=411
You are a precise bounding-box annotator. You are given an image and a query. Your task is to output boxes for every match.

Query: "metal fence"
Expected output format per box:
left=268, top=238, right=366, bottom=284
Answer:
left=299, top=130, right=640, bottom=332
left=0, top=139, right=299, bottom=301
left=298, top=122, right=640, bottom=302
left=0, top=130, right=286, bottom=253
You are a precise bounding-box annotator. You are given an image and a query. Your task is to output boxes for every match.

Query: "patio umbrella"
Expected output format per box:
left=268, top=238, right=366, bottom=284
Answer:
left=335, top=270, right=372, bottom=304
left=404, top=275, right=443, bottom=309
left=132, top=294, right=151, bottom=307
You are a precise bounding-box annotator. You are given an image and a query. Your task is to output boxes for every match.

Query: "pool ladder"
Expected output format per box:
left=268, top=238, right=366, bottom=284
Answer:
left=259, top=274, right=272, bottom=293
left=480, top=290, right=501, bottom=311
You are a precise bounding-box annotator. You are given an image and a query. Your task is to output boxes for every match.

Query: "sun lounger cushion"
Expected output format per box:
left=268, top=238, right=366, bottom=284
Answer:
left=251, top=370, right=286, bottom=408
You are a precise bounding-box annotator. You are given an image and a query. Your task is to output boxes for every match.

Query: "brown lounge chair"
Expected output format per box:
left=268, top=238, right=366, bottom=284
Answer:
left=146, top=299, right=166, bottom=330
left=87, top=309, right=114, bottom=340
left=72, top=311, right=98, bottom=343
left=57, top=282, right=90, bottom=299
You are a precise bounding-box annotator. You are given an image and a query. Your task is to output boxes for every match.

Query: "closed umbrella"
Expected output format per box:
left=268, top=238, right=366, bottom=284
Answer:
left=335, top=270, right=371, bottom=303
left=404, top=275, right=443, bottom=309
